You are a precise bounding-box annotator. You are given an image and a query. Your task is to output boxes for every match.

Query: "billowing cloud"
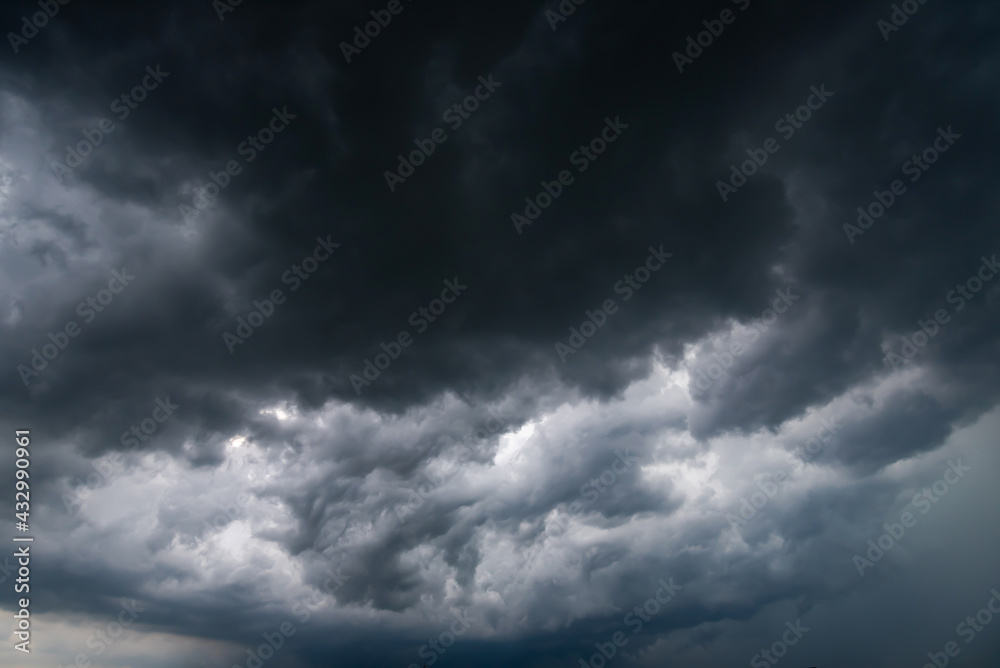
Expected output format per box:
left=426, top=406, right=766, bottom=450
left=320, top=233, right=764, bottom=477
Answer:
left=1, top=1, right=999, bottom=667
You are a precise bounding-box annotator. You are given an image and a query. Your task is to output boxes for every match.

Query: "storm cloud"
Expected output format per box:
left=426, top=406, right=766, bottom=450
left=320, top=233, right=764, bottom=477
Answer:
left=0, top=0, right=999, bottom=667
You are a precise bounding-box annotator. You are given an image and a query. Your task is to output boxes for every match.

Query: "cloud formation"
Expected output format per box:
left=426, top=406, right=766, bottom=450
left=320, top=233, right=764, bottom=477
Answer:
left=1, top=0, right=999, bottom=666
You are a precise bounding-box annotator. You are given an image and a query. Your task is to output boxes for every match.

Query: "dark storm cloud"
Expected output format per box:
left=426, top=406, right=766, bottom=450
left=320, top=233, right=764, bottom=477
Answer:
left=0, top=0, right=999, bottom=667
left=0, top=0, right=870, bottom=425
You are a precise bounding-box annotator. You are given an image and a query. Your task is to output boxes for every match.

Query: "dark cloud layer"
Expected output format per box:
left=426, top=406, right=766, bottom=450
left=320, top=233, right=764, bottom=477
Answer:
left=0, top=0, right=999, bottom=667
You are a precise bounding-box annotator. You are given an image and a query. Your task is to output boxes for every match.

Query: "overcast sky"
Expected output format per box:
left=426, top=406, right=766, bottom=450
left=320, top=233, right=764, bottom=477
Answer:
left=1, top=0, right=999, bottom=667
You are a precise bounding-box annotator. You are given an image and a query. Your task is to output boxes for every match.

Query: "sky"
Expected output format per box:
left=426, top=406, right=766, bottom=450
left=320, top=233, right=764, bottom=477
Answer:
left=1, top=0, right=999, bottom=667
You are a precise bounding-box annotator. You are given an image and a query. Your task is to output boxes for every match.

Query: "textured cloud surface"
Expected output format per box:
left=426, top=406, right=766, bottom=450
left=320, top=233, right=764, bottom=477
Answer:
left=1, top=1, right=999, bottom=667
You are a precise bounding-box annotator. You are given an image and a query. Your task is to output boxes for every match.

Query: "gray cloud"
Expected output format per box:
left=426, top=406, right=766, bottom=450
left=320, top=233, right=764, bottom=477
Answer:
left=0, top=1, right=999, bottom=667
